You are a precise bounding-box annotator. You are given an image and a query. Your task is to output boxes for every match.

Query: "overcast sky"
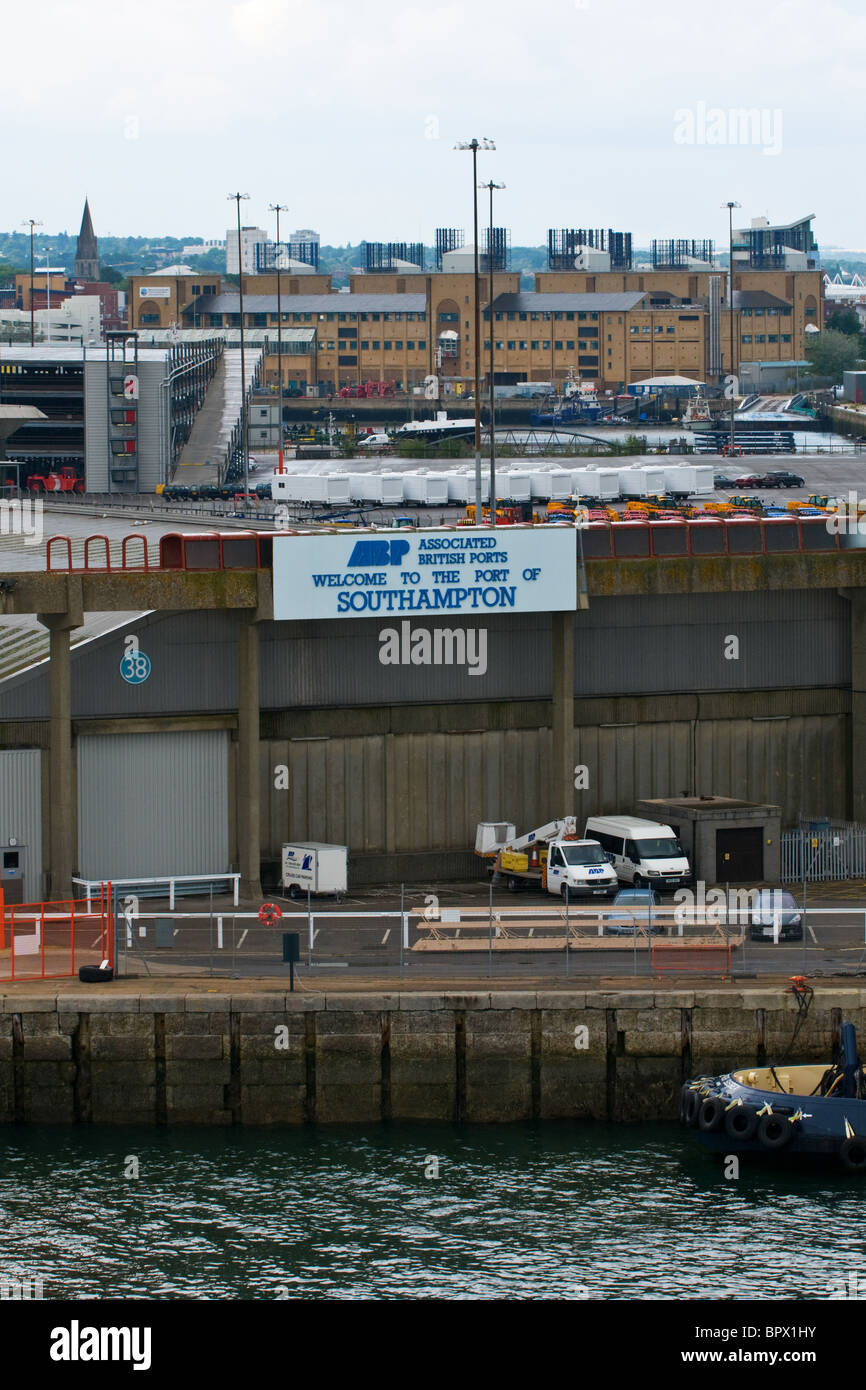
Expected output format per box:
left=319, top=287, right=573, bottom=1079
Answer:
left=4, top=0, right=865, bottom=250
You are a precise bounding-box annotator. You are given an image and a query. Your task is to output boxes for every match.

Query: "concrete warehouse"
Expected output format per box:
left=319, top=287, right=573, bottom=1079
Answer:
left=0, top=533, right=862, bottom=902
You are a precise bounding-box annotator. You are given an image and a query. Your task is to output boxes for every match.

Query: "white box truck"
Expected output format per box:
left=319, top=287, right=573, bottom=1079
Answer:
left=281, top=842, right=348, bottom=900
left=583, top=816, right=691, bottom=890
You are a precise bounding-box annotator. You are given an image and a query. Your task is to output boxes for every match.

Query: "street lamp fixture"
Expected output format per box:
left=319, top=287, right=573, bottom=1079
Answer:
left=455, top=138, right=495, bottom=523
left=21, top=218, right=43, bottom=347
left=269, top=202, right=289, bottom=473
left=480, top=180, right=505, bottom=528
left=228, top=192, right=251, bottom=492
left=722, top=200, right=742, bottom=454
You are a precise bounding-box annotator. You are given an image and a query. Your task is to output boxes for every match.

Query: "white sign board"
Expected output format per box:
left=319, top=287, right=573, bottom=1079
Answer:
left=272, top=528, right=576, bottom=620
left=139, top=286, right=171, bottom=299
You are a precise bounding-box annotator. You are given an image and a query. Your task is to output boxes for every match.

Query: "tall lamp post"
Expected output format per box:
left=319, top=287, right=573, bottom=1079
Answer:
left=269, top=202, right=289, bottom=473
left=21, top=218, right=43, bottom=347
left=722, top=200, right=741, bottom=454
left=455, top=137, right=495, bottom=523
left=480, top=179, right=505, bottom=528
left=228, top=192, right=251, bottom=491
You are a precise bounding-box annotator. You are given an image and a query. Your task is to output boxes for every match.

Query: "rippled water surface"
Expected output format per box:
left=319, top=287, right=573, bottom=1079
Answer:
left=0, top=1124, right=863, bottom=1299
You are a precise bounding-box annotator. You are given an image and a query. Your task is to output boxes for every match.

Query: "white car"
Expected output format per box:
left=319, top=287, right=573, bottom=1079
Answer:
left=357, top=432, right=392, bottom=450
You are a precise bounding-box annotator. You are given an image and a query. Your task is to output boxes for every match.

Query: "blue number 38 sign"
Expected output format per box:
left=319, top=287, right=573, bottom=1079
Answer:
left=120, top=635, right=151, bottom=685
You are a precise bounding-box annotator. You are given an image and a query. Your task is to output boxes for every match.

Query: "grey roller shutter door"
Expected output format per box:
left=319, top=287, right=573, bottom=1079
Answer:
left=77, top=731, right=229, bottom=880
left=0, top=750, right=42, bottom=901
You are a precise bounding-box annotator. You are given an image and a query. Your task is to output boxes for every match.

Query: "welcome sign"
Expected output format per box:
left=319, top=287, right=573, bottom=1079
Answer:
left=272, top=528, right=577, bottom=621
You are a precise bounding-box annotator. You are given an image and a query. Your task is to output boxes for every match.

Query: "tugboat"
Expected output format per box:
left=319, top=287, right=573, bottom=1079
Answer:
left=680, top=979, right=866, bottom=1171
left=680, top=386, right=713, bottom=431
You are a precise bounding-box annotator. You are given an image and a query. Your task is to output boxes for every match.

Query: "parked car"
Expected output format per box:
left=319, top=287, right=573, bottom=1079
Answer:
left=602, top=887, right=665, bottom=936
left=714, top=473, right=737, bottom=488
left=764, top=470, right=805, bottom=488
left=748, top=889, right=803, bottom=941
left=733, top=474, right=765, bottom=488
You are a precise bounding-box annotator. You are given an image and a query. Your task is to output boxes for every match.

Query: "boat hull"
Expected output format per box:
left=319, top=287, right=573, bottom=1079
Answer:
left=681, top=1070, right=866, bottom=1169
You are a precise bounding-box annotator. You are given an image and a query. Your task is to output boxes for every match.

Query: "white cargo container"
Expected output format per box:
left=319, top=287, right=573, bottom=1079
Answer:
left=281, top=842, right=348, bottom=900
left=663, top=464, right=695, bottom=497
left=424, top=473, right=450, bottom=506
left=271, top=473, right=351, bottom=505
left=403, top=472, right=450, bottom=505
left=692, top=464, right=715, bottom=496
left=446, top=470, right=489, bottom=503
left=529, top=469, right=574, bottom=501
left=571, top=468, right=620, bottom=501
left=618, top=466, right=666, bottom=498
left=344, top=472, right=406, bottom=504
left=498, top=470, right=531, bottom=503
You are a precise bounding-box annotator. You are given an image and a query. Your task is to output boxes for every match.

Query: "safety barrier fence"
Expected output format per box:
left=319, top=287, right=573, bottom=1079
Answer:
left=74, top=874, right=240, bottom=909
left=110, top=901, right=866, bottom=979
left=782, top=826, right=866, bottom=882
left=0, top=882, right=113, bottom=981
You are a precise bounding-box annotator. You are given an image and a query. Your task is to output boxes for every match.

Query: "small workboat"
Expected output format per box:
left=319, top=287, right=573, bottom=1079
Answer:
left=681, top=981, right=866, bottom=1171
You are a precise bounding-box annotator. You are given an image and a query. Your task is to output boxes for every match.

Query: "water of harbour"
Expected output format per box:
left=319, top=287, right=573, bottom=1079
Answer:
left=0, top=1123, right=862, bottom=1300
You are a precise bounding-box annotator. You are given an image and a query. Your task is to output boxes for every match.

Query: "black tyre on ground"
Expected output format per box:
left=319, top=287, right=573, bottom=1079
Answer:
left=78, top=965, right=114, bottom=983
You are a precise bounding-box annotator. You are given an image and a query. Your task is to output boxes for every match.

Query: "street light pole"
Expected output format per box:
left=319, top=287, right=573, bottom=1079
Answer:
left=456, top=138, right=495, bottom=524
left=228, top=192, right=251, bottom=492
left=22, top=218, right=43, bottom=347
left=270, top=203, right=289, bottom=473
left=481, top=180, right=505, bottom=528
left=723, top=200, right=741, bottom=454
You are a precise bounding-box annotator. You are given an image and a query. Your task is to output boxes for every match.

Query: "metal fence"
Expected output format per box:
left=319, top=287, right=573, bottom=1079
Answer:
left=782, top=825, right=866, bottom=882
left=112, top=897, right=866, bottom=980
left=0, top=883, right=112, bottom=982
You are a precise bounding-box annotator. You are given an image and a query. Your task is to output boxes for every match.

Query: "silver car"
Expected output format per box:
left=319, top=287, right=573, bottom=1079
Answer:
left=749, top=889, right=803, bottom=941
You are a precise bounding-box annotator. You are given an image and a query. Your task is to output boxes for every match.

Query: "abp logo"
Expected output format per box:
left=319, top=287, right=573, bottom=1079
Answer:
left=347, top=539, right=411, bottom=567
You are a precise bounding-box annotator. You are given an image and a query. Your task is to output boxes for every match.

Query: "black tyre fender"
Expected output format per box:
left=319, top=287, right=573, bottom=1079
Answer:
left=78, top=965, right=114, bottom=983
left=679, top=1084, right=693, bottom=1123
left=840, top=1136, right=866, bottom=1172
left=683, top=1089, right=702, bottom=1127
left=724, top=1103, right=760, bottom=1142
left=757, top=1111, right=792, bottom=1149
left=698, top=1096, right=725, bottom=1132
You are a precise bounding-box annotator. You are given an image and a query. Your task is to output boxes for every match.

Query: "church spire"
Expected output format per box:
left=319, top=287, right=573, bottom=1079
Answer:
left=74, top=198, right=100, bottom=281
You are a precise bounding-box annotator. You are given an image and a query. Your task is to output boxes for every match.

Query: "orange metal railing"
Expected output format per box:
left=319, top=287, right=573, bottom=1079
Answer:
left=0, top=881, right=113, bottom=981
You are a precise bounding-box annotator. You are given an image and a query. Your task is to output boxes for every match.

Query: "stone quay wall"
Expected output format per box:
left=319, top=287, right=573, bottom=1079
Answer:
left=0, top=987, right=861, bottom=1125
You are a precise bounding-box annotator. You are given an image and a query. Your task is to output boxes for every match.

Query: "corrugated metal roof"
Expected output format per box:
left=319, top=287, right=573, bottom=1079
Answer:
left=490, top=291, right=647, bottom=312
left=733, top=290, right=793, bottom=310
left=0, top=612, right=151, bottom=683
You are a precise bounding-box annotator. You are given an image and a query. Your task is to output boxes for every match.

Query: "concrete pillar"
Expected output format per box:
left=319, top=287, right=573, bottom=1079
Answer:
left=847, top=589, right=866, bottom=821
left=237, top=617, right=263, bottom=899
left=38, top=618, right=75, bottom=899
left=551, top=611, right=575, bottom=817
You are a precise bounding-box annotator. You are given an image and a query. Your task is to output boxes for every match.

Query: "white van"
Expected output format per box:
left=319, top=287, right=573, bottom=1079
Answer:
left=583, top=815, right=691, bottom=890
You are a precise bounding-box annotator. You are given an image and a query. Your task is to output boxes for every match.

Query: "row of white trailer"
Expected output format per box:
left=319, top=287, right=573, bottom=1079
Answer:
left=270, top=462, right=717, bottom=508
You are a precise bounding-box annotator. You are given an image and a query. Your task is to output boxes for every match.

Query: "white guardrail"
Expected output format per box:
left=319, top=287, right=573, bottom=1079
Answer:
left=73, top=874, right=241, bottom=909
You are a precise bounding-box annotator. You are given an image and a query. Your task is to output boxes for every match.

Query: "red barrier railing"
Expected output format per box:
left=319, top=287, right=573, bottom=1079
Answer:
left=84, top=534, right=110, bottom=570
left=42, top=536, right=153, bottom=573
left=46, top=535, right=73, bottom=571
left=121, top=534, right=149, bottom=570
left=0, top=881, right=112, bottom=981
